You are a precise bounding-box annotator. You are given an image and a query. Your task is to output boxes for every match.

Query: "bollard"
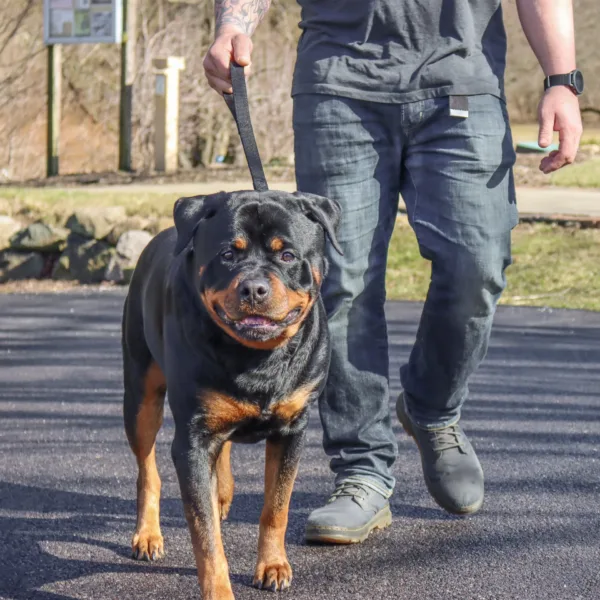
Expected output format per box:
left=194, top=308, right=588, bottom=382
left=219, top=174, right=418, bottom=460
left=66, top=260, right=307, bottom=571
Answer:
left=153, top=57, right=185, bottom=173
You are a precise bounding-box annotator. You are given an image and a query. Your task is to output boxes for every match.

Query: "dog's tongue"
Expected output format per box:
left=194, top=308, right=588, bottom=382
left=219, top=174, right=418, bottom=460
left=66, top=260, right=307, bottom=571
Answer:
left=240, top=316, right=274, bottom=327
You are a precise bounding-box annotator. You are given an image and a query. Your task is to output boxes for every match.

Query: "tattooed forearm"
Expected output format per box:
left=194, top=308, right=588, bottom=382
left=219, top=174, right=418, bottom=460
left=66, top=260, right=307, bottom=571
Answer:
left=215, top=0, right=272, bottom=35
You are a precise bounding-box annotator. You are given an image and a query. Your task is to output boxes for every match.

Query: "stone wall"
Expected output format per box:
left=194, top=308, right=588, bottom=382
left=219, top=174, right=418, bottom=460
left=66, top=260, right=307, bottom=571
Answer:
left=0, top=208, right=165, bottom=284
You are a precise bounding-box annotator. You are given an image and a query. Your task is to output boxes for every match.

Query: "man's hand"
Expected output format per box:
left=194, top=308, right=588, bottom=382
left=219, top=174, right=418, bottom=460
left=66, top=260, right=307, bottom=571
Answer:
left=537, top=86, right=583, bottom=174
left=203, top=27, right=253, bottom=95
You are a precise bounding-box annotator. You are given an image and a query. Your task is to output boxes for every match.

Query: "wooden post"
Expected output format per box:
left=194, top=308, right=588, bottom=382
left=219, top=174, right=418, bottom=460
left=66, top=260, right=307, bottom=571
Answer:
left=118, top=0, right=137, bottom=172
left=47, top=44, right=62, bottom=177
left=153, top=57, right=186, bottom=173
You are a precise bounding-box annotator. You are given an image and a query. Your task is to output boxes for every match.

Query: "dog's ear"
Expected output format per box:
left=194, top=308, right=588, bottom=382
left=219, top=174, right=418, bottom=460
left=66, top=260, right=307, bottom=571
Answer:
left=173, top=195, right=219, bottom=255
left=293, top=192, right=343, bottom=255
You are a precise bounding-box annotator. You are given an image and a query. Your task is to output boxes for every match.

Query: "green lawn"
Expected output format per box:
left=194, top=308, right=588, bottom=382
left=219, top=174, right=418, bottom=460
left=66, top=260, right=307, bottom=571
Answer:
left=2, top=189, right=599, bottom=311
left=550, top=158, right=600, bottom=188
left=0, top=188, right=178, bottom=225
left=510, top=123, right=600, bottom=146
left=387, top=216, right=600, bottom=311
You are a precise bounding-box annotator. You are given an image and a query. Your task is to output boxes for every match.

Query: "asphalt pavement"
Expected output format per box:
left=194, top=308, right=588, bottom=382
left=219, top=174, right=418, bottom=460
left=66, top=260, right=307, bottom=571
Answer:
left=1, top=291, right=599, bottom=600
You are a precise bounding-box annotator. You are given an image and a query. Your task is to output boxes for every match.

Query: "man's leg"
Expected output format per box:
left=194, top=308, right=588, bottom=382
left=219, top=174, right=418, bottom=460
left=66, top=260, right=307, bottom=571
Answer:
left=397, top=94, right=518, bottom=514
left=293, top=94, right=400, bottom=542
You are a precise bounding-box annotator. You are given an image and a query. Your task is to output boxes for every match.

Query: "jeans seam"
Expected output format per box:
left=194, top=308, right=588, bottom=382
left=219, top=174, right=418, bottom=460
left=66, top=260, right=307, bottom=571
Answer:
left=402, top=160, right=421, bottom=232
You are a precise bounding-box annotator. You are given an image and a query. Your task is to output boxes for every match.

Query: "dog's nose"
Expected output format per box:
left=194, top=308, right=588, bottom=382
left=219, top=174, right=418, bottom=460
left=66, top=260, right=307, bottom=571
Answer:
left=239, top=278, right=271, bottom=304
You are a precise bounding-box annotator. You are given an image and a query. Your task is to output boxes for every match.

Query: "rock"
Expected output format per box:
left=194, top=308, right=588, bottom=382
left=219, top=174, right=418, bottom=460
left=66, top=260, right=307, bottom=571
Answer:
left=0, top=215, right=21, bottom=250
left=9, top=222, right=69, bottom=253
left=53, top=238, right=116, bottom=283
left=104, top=229, right=152, bottom=284
left=106, top=216, right=150, bottom=246
left=66, top=206, right=127, bottom=240
left=0, top=250, right=45, bottom=283
left=51, top=234, right=87, bottom=280
left=104, top=257, right=135, bottom=284
left=116, top=229, right=152, bottom=260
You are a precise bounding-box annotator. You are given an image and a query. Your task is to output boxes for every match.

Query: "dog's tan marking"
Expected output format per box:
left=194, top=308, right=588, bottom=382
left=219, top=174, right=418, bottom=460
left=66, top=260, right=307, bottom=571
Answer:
left=201, top=390, right=261, bottom=434
left=233, top=238, right=247, bottom=250
left=185, top=477, right=234, bottom=600
left=272, top=383, right=317, bottom=423
left=130, top=361, right=166, bottom=561
left=200, top=271, right=318, bottom=350
left=311, top=266, right=322, bottom=286
left=253, top=439, right=297, bottom=591
left=215, top=441, right=234, bottom=520
left=270, top=237, right=284, bottom=252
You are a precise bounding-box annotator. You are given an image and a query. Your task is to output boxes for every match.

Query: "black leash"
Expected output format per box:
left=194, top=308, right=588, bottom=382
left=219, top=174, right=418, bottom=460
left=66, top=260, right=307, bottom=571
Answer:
left=223, top=62, right=269, bottom=192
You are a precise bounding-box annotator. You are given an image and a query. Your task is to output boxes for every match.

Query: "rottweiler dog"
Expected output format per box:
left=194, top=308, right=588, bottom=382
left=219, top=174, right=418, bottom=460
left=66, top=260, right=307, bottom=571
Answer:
left=122, top=190, right=341, bottom=599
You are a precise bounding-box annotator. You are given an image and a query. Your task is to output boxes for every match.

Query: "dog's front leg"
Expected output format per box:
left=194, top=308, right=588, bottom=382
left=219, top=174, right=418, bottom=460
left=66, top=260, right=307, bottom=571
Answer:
left=172, top=432, right=234, bottom=600
left=253, top=429, right=306, bottom=592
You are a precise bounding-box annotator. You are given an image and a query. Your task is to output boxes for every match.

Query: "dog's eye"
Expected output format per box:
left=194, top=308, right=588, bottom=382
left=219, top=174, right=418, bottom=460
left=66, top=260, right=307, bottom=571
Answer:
left=221, top=250, right=234, bottom=262
left=281, top=251, right=296, bottom=263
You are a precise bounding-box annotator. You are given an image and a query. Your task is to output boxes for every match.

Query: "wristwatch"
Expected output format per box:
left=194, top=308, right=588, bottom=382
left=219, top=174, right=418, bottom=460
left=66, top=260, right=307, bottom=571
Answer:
left=543, top=69, right=584, bottom=96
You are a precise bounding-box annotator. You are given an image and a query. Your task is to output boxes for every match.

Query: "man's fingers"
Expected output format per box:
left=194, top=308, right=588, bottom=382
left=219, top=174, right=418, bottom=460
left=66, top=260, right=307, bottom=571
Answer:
left=538, top=109, right=555, bottom=148
left=558, top=127, right=579, bottom=165
left=540, top=126, right=581, bottom=173
left=204, top=48, right=232, bottom=81
left=207, top=74, right=233, bottom=95
left=539, top=151, right=563, bottom=174
left=232, top=34, right=253, bottom=66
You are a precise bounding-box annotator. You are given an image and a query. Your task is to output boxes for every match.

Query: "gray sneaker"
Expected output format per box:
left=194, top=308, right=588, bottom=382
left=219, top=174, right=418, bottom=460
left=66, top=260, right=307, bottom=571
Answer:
left=305, top=477, right=392, bottom=544
left=396, top=393, right=484, bottom=515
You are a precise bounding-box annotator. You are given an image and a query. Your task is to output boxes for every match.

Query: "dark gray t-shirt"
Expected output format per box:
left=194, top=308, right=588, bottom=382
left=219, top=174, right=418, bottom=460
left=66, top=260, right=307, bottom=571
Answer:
left=292, top=0, right=507, bottom=103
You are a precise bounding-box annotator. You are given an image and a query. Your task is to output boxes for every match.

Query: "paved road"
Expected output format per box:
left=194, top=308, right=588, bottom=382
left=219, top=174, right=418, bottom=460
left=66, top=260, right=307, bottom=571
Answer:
left=55, top=182, right=600, bottom=218
left=1, top=292, right=599, bottom=600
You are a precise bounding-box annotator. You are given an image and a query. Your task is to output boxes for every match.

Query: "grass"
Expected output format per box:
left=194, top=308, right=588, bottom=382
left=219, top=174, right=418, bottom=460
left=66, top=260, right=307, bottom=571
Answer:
left=2, top=189, right=599, bottom=311
left=387, top=216, right=600, bottom=311
left=510, top=123, right=600, bottom=146
left=0, top=188, right=179, bottom=225
left=549, top=158, right=600, bottom=188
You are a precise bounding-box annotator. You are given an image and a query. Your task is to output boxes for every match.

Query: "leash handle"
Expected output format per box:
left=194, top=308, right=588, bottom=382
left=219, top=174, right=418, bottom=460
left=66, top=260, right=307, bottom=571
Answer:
left=223, top=63, right=269, bottom=192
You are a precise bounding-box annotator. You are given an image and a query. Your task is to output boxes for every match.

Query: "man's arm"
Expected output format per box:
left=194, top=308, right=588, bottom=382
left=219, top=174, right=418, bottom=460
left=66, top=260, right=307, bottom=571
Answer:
left=203, top=0, right=272, bottom=94
left=516, top=0, right=582, bottom=173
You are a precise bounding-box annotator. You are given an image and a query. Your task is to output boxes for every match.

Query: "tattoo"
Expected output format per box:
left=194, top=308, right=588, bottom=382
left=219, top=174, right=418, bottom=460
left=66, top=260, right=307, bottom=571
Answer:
left=215, top=0, right=272, bottom=35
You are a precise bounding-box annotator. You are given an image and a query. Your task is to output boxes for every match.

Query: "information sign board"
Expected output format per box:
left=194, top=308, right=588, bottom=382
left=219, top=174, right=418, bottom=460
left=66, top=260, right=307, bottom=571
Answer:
left=44, top=0, right=122, bottom=45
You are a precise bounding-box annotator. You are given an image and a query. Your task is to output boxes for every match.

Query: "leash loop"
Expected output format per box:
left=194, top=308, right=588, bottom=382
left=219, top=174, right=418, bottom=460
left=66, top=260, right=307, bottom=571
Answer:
left=223, top=62, right=269, bottom=192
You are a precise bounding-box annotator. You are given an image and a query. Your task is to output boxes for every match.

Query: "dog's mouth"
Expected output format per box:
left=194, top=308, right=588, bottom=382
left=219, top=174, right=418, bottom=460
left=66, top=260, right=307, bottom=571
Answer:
left=214, top=305, right=303, bottom=340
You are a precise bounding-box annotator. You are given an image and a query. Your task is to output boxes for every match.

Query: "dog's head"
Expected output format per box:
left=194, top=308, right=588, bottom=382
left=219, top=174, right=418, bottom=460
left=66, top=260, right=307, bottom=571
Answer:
left=174, top=190, right=342, bottom=350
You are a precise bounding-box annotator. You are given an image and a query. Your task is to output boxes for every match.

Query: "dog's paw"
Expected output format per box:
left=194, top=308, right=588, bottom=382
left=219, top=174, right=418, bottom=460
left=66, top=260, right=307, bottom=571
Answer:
left=218, top=495, right=232, bottom=521
left=131, top=528, right=164, bottom=561
left=252, top=559, right=292, bottom=592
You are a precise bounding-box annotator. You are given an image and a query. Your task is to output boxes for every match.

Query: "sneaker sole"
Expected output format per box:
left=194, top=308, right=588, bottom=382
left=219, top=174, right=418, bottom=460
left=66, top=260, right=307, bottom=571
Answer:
left=305, top=504, right=392, bottom=545
left=396, top=395, right=484, bottom=517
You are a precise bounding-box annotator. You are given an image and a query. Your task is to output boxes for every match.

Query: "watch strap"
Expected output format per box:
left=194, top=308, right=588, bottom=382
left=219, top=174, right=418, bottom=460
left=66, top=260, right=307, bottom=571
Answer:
left=544, top=73, right=573, bottom=91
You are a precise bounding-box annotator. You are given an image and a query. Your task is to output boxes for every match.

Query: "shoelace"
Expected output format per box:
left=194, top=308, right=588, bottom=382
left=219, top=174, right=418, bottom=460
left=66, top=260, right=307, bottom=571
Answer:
left=429, top=424, right=466, bottom=453
left=329, top=482, right=368, bottom=504
left=327, top=476, right=391, bottom=504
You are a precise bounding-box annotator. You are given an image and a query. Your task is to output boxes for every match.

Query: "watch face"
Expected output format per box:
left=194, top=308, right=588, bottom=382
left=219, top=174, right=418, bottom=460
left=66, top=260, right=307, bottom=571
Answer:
left=572, top=70, right=584, bottom=94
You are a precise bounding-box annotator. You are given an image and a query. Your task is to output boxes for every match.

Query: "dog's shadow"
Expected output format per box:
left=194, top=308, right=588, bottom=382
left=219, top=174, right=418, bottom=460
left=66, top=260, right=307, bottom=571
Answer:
left=0, top=480, right=198, bottom=600
left=0, top=479, right=329, bottom=599
left=0, top=475, right=448, bottom=599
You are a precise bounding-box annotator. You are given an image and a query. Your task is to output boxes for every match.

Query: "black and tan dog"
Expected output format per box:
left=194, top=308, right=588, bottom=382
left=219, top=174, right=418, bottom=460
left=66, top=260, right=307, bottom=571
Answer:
left=122, top=189, right=341, bottom=599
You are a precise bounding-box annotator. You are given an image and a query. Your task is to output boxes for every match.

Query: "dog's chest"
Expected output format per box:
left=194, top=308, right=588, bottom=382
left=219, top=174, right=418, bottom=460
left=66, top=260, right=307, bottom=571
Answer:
left=199, top=381, right=317, bottom=441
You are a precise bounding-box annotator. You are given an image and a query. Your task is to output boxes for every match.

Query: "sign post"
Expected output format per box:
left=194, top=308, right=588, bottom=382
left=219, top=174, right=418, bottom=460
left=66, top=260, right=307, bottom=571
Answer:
left=47, top=45, right=62, bottom=177
left=43, top=0, right=123, bottom=176
left=118, top=0, right=137, bottom=172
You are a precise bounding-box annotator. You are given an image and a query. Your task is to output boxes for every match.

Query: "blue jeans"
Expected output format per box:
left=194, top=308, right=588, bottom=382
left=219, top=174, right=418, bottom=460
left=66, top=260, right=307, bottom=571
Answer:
left=293, top=94, right=518, bottom=491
